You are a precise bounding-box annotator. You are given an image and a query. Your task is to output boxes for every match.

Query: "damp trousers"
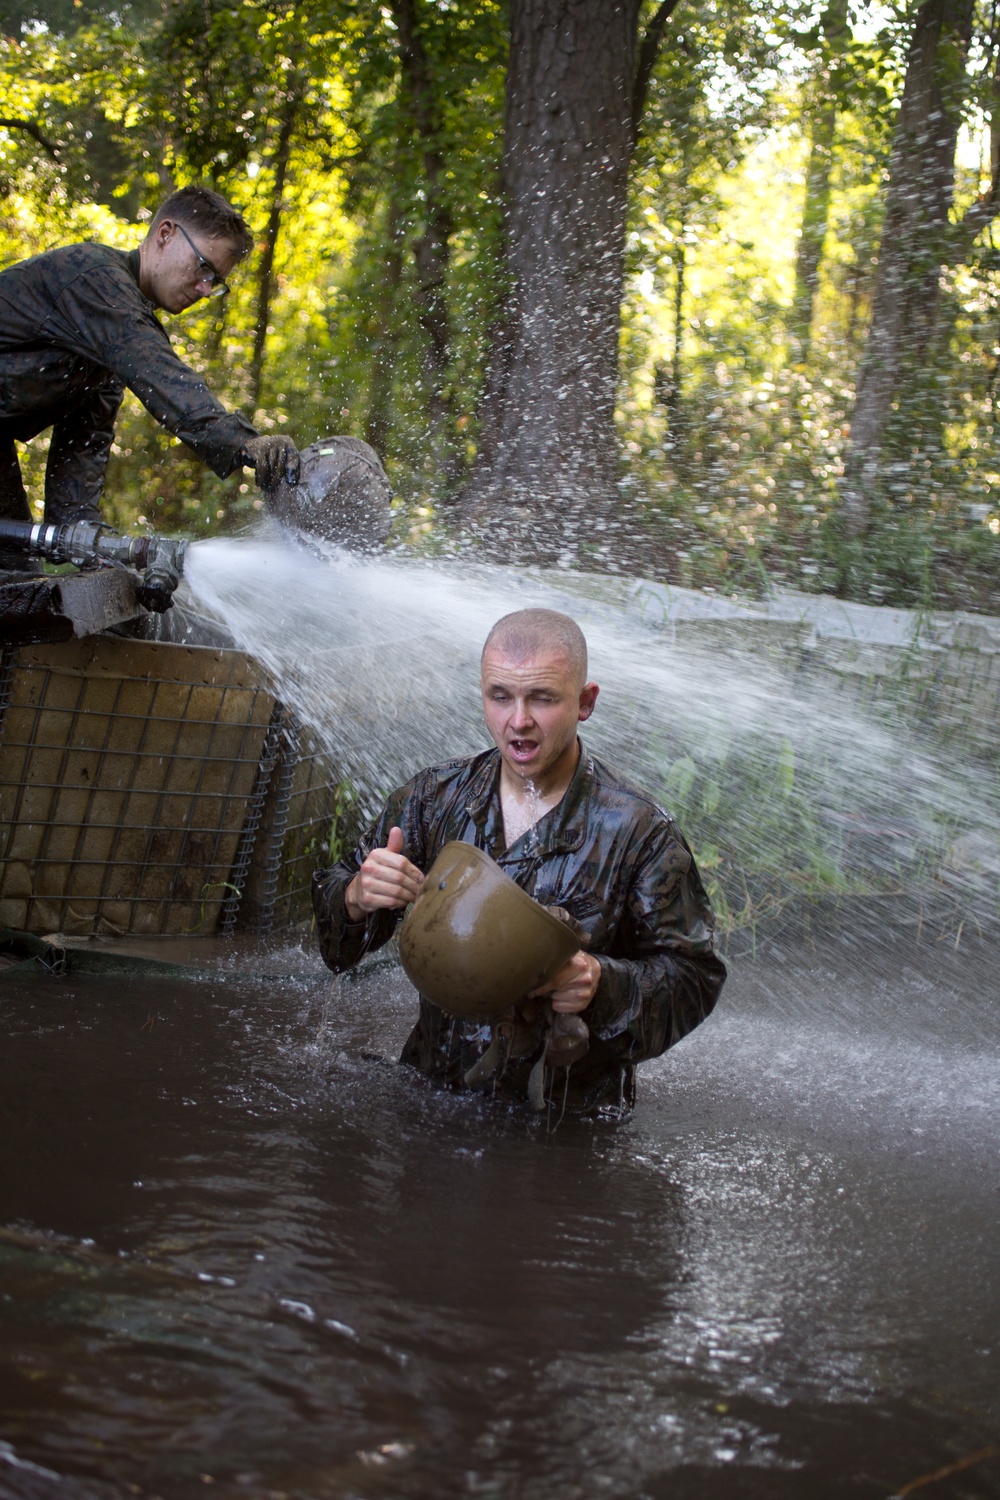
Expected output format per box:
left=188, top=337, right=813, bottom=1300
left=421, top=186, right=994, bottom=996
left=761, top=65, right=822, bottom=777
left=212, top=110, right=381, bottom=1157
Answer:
left=0, top=377, right=121, bottom=568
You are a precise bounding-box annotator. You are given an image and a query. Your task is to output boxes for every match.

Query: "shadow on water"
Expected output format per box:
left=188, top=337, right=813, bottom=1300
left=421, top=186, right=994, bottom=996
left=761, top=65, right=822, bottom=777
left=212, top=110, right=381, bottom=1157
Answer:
left=0, top=925, right=997, bottom=1498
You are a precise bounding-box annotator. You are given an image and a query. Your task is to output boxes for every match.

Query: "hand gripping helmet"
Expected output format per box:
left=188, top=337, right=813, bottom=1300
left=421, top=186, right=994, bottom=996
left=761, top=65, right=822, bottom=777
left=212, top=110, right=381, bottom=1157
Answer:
left=266, top=436, right=392, bottom=553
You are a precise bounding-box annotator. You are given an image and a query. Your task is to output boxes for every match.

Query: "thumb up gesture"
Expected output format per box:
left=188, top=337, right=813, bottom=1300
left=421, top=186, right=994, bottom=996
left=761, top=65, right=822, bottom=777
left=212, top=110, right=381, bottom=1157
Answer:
left=344, top=826, right=424, bottom=921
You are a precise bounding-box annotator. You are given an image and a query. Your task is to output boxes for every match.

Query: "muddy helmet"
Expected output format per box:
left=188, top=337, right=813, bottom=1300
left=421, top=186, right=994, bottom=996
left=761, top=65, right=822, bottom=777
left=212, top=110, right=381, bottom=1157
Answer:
left=266, top=435, right=392, bottom=552
left=398, top=841, right=580, bottom=1021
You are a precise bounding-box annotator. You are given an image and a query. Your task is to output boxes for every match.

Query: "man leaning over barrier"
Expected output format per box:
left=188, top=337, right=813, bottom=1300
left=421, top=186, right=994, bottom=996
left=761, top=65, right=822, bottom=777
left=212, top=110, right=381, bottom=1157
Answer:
left=0, top=184, right=298, bottom=567
left=312, top=608, right=726, bottom=1117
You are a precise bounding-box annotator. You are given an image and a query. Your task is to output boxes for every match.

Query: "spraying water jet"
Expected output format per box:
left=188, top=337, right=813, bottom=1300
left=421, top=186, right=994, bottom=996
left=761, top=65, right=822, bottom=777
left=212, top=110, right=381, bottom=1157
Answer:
left=182, top=537, right=1000, bottom=950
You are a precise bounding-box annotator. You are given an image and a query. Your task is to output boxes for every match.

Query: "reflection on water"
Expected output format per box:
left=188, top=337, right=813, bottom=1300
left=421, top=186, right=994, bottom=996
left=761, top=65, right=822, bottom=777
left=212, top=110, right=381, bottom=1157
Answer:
left=0, top=932, right=997, bottom=1499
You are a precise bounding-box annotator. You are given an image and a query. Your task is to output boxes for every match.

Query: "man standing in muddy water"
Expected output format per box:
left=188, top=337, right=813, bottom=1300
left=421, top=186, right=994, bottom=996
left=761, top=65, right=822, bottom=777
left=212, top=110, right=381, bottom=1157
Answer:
left=312, top=608, right=726, bottom=1116
left=0, top=184, right=299, bottom=568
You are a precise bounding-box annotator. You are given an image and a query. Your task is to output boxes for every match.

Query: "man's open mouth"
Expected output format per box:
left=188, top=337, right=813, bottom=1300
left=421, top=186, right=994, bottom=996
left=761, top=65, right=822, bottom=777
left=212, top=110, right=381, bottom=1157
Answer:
left=509, top=739, right=538, bottom=758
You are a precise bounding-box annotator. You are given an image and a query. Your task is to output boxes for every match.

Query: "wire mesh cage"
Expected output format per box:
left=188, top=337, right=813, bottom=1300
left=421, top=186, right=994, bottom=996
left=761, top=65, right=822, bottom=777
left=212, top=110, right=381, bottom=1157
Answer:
left=0, top=636, right=338, bottom=938
left=221, top=707, right=340, bottom=935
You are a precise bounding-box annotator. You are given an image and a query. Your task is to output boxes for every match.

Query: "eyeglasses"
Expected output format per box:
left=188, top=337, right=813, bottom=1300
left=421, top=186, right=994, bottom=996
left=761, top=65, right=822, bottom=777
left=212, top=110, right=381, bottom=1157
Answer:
left=174, top=221, right=230, bottom=297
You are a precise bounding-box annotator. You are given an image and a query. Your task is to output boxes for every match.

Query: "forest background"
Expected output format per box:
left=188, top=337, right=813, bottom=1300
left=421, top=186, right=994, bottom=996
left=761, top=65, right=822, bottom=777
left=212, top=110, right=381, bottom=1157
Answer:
left=3, top=0, right=1000, bottom=613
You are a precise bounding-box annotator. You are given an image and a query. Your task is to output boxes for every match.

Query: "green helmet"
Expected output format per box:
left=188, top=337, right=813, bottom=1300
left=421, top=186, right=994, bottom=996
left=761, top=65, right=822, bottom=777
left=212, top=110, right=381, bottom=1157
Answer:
left=266, top=436, right=392, bottom=552
left=399, top=841, right=579, bottom=1021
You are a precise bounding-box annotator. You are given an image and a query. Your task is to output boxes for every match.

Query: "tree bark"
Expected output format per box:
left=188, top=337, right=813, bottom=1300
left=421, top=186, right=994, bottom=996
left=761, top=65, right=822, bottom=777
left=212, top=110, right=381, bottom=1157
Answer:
left=390, top=0, right=458, bottom=478
left=460, top=0, right=643, bottom=561
left=250, top=85, right=299, bottom=416
left=788, top=0, right=849, bottom=361
left=365, top=195, right=406, bottom=458
left=839, top=0, right=977, bottom=539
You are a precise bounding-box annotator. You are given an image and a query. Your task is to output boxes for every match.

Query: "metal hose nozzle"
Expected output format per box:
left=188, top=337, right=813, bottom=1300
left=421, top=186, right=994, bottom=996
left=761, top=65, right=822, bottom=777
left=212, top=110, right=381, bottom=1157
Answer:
left=0, top=519, right=188, bottom=612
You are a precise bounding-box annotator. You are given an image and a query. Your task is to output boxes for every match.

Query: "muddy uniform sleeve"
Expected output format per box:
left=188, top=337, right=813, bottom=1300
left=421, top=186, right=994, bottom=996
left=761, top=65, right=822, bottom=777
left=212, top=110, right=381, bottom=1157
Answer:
left=49, top=263, right=256, bottom=479
left=585, top=823, right=726, bottom=1062
left=311, top=776, right=431, bottom=975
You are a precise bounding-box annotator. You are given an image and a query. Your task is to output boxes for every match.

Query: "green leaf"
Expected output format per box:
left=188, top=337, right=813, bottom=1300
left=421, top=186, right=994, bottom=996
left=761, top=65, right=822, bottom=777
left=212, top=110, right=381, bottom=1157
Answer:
left=663, top=754, right=698, bottom=811
left=701, top=777, right=721, bottom=816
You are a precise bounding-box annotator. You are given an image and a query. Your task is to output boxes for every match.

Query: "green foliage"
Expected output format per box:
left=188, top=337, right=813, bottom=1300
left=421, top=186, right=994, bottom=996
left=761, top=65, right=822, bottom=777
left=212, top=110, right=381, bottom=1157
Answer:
left=325, top=778, right=363, bottom=867
left=653, top=727, right=862, bottom=939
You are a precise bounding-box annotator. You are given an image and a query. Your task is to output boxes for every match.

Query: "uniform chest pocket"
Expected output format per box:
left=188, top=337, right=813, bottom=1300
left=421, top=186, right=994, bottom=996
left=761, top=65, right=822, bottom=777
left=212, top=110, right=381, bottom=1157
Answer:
left=551, top=891, right=609, bottom=952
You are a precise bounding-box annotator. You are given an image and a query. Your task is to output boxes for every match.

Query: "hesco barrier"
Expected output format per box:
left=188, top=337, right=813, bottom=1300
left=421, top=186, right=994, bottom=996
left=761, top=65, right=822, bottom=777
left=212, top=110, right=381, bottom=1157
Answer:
left=0, top=636, right=337, bottom=938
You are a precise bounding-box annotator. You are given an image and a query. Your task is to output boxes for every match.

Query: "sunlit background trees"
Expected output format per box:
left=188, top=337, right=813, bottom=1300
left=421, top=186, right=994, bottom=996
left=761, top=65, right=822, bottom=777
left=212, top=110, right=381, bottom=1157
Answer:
left=3, top=0, right=1000, bottom=609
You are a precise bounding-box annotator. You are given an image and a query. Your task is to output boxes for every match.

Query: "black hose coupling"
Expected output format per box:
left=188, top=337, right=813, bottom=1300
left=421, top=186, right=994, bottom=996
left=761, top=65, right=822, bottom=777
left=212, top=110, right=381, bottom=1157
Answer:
left=0, top=519, right=188, bottom=612
left=135, top=537, right=188, bottom=613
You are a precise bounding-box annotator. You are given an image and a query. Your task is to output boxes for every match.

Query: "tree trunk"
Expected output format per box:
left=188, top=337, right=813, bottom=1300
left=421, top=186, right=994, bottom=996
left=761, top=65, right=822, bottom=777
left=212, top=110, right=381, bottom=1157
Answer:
left=653, top=228, right=687, bottom=463
left=365, top=195, right=406, bottom=458
left=390, top=0, right=459, bottom=481
left=839, top=0, right=974, bottom=539
left=250, top=85, right=299, bottom=416
left=460, top=0, right=642, bottom=561
left=790, top=100, right=835, bottom=359
left=631, top=0, right=682, bottom=149
left=665, top=236, right=686, bottom=454
left=788, top=0, right=849, bottom=361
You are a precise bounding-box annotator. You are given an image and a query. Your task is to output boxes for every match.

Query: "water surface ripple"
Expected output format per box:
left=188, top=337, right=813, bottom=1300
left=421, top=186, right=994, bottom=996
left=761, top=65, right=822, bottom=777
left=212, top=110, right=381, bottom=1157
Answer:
left=0, top=931, right=997, bottom=1498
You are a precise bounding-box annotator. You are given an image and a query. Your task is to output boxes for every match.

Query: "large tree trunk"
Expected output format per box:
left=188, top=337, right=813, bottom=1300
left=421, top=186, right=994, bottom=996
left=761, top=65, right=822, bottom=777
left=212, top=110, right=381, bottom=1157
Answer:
left=839, top=0, right=974, bottom=539
left=249, top=83, right=300, bottom=416
left=364, top=195, right=406, bottom=459
left=390, top=0, right=459, bottom=480
left=460, top=0, right=642, bottom=561
left=788, top=0, right=849, bottom=361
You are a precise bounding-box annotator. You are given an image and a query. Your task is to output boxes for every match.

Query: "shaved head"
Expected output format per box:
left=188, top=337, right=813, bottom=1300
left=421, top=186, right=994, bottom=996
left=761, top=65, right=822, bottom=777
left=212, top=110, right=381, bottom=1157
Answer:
left=480, top=609, right=598, bottom=792
left=482, top=609, right=588, bottom=684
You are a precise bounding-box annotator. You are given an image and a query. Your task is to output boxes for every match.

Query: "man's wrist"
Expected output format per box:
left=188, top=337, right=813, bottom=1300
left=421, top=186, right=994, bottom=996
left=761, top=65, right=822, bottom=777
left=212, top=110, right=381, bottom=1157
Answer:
left=343, top=877, right=367, bottom=923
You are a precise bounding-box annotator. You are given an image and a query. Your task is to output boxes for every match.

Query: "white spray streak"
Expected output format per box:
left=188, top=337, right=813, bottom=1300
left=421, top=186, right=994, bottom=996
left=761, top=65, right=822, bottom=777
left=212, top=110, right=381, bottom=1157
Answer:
left=182, top=536, right=1000, bottom=910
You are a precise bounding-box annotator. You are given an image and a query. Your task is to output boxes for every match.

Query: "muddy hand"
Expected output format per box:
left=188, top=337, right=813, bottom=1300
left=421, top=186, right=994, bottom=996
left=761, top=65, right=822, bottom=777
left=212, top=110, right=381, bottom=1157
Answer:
left=345, top=826, right=424, bottom=920
left=242, top=435, right=300, bottom=490
left=529, top=950, right=601, bottom=1014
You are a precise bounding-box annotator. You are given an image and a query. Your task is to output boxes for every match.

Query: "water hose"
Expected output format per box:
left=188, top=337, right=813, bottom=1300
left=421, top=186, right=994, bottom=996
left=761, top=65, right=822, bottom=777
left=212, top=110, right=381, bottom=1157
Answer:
left=0, top=519, right=188, bottom=612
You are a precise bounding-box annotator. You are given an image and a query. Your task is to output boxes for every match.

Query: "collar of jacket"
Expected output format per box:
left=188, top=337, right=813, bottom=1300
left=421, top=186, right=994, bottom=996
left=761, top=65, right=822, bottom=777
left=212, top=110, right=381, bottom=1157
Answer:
left=125, top=246, right=153, bottom=307
left=463, top=739, right=593, bottom=856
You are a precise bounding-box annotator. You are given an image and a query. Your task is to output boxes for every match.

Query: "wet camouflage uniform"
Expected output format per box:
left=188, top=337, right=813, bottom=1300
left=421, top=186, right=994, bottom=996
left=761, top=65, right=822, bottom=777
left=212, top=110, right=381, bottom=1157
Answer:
left=0, top=242, right=256, bottom=534
left=312, top=742, right=726, bottom=1116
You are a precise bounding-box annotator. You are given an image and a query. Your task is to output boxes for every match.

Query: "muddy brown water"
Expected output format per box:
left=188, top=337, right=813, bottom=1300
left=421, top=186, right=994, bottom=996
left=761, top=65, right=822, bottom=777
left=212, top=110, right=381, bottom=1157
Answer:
left=0, top=930, right=998, bottom=1500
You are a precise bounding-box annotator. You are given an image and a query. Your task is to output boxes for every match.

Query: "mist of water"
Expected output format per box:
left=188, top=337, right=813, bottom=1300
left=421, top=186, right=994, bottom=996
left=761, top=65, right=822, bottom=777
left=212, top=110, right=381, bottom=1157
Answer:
left=182, top=529, right=1000, bottom=937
